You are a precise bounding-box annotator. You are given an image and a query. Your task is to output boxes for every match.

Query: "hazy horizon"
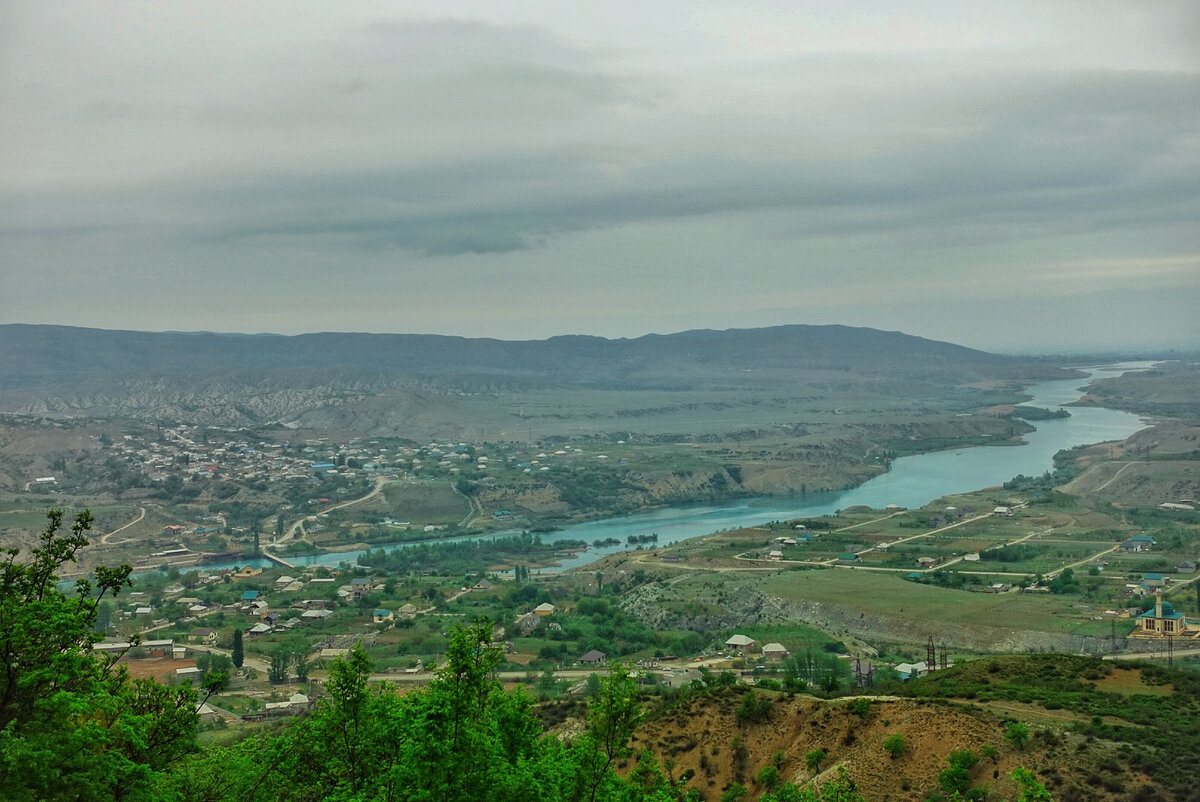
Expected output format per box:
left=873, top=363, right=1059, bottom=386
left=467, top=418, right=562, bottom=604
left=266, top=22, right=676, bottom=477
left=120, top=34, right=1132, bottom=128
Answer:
left=3, top=2, right=1198, bottom=353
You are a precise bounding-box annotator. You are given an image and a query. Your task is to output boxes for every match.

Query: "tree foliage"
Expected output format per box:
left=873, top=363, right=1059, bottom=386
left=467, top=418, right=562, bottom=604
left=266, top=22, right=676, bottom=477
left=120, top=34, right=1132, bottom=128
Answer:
left=171, top=620, right=660, bottom=802
left=0, top=510, right=219, bottom=801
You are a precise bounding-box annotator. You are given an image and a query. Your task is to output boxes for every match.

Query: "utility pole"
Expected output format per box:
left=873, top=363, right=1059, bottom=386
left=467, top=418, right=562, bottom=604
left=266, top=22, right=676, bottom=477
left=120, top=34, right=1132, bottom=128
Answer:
left=926, top=636, right=936, bottom=671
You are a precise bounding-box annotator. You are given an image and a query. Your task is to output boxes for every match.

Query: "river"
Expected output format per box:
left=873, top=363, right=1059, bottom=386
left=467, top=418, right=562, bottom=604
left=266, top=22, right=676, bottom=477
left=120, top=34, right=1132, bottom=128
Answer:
left=215, top=363, right=1152, bottom=574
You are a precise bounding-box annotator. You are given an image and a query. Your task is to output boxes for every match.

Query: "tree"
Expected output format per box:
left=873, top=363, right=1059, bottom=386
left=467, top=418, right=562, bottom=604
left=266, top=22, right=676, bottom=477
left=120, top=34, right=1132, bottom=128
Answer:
left=1005, top=720, right=1031, bottom=751
left=722, top=782, right=748, bottom=802
left=757, top=765, right=781, bottom=789
left=938, top=749, right=979, bottom=795
left=231, top=628, right=244, bottom=669
left=293, top=652, right=311, bottom=681
left=882, top=733, right=906, bottom=759
left=1011, top=767, right=1054, bottom=801
left=269, top=648, right=290, bottom=683
left=0, top=510, right=221, bottom=801
left=574, top=662, right=644, bottom=802
left=806, top=748, right=827, bottom=772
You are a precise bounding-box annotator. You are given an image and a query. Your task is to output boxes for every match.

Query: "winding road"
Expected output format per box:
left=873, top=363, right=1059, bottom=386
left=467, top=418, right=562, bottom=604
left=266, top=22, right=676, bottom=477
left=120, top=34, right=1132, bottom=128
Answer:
left=273, top=476, right=389, bottom=547
left=100, top=506, right=146, bottom=545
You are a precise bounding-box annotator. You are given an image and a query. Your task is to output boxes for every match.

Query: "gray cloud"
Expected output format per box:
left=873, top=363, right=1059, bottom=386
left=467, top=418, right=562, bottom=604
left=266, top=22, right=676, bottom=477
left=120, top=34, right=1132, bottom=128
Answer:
left=1, top=3, right=1197, bottom=352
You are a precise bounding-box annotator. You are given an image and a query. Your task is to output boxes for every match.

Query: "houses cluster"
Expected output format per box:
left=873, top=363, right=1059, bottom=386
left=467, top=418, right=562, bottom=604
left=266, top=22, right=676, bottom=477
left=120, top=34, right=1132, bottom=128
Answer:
left=721, top=633, right=944, bottom=683
left=107, top=428, right=387, bottom=488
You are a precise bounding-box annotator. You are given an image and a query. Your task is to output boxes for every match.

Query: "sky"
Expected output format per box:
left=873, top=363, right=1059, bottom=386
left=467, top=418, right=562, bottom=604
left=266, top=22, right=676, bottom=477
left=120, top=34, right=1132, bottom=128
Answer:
left=2, top=1, right=1198, bottom=354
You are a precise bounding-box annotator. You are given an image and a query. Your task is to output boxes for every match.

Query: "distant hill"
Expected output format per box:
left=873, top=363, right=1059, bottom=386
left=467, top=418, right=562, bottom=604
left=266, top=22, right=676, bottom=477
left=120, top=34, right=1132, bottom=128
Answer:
left=0, top=324, right=1075, bottom=437
left=0, top=324, right=1064, bottom=387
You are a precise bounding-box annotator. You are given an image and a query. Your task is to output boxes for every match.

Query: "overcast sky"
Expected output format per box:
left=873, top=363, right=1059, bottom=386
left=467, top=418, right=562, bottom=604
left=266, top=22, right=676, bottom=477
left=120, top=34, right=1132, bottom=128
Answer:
left=2, top=1, right=1198, bottom=353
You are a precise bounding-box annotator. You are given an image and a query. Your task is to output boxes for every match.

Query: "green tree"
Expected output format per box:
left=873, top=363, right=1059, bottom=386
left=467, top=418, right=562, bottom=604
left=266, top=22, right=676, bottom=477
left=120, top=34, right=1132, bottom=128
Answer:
left=1005, top=720, right=1031, bottom=751
left=758, top=764, right=781, bottom=789
left=268, top=648, right=290, bottom=683
left=0, top=510, right=221, bottom=801
left=231, top=628, right=244, bottom=669
left=293, top=652, right=311, bottom=681
left=806, top=748, right=827, bottom=772
left=722, top=782, right=748, bottom=802
left=882, top=733, right=906, bottom=759
left=1011, top=767, right=1054, bottom=801
left=938, top=749, right=978, bottom=795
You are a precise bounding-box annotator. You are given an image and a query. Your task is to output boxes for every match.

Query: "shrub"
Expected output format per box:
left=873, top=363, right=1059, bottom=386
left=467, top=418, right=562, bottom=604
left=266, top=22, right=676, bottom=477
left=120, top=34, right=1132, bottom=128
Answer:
left=883, top=733, right=906, bottom=759
left=806, top=748, right=827, bottom=772
left=1005, top=721, right=1031, bottom=750
left=721, top=781, right=748, bottom=802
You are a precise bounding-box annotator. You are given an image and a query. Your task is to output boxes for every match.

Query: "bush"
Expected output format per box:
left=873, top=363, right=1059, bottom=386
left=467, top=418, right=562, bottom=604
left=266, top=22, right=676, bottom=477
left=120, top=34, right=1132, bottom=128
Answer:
left=1005, top=721, right=1031, bottom=750
left=736, top=690, right=773, bottom=724
left=883, top=733, right=906, bottom=759
left=806, top=748, right=827, bottom=772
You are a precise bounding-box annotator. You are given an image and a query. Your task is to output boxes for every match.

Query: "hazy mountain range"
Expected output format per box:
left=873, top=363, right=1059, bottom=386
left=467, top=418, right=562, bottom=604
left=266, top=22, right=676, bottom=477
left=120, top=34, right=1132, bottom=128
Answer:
left=0, top=324, right=1074, bottom=437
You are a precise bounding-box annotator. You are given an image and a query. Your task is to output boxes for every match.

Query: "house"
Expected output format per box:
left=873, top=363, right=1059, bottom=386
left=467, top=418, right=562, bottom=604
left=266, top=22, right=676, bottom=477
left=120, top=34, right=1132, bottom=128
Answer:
left=993, top=506, right=1012, bottom=517
left=762, top=642, right=790, bottom=660
left=1178, top=560, right=1197, bottom=574
left=838, top=553, right=859, bottom=563
left=1121, top=535, right=1155, bottom=552
left=247, top=600, right=270, bottom=616
left=1141, top=573, right=1166, bottom=591
left=905, top=571, right=924, bottom=580
left=473, top=579, right=493, bottom=592
left=190, top=628, right=218, bottom=644
left=350, top=577, right=373, bottom=599
left=140, top=639, right=175, bottom=657
left=373, top=609, right=394, bottom=624
left=963, top=553, right=981, bottom=562
left=894, top=661, right=929, bottom=681
left=916, top=557, right=937, bottom=567
left=247, top=623, right=272, bottom=636
left=579, top=649, right=607, bottom=665
left=534, top=602, right=556, bottom=617
left=724, top=634, right=756, bottom=653
left=398, top=603, right=418, bottom=619
left=233, top=566, right=263, bottom=580
left=1134, top=595, right=1192, bottom=638
left=767, top=550, right=783, bottom=561
left=241, top=590, right=260, bottom=602
left=300, top=608, right=334, bottom=621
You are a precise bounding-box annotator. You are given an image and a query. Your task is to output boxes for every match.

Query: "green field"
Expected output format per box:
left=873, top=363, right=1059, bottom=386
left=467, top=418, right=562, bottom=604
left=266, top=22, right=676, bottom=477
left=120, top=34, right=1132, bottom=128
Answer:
left=764, top=569, right=1099, bottom=634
